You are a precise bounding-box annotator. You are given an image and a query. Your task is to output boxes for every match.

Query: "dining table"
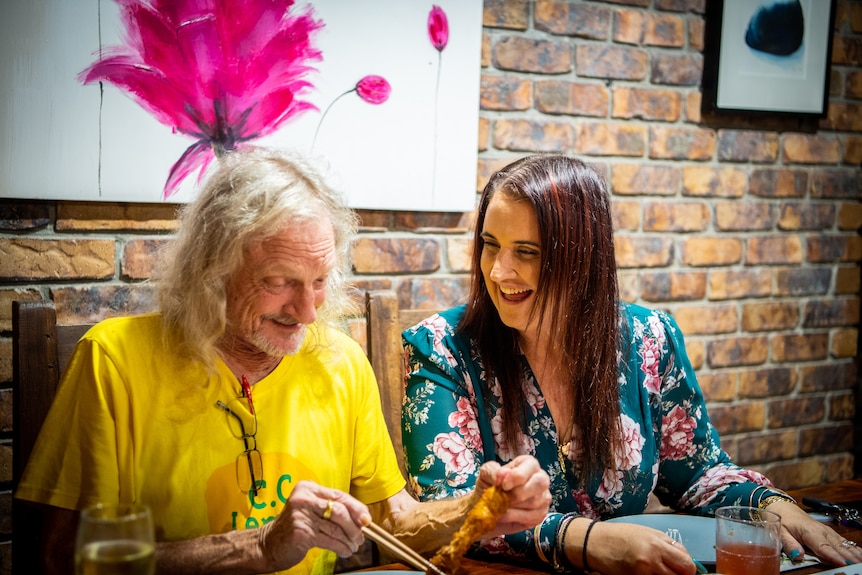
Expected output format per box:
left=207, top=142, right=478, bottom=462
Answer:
left=360, top=478, right=862, bottom=575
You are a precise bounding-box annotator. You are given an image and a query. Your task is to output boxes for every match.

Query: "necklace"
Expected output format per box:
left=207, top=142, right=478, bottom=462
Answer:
left=557, top=440, right=571, bottom=472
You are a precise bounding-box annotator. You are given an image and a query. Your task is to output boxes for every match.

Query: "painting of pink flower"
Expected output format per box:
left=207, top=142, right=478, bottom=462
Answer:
left=79, top=0, right=324, bottom=199
left=427, top=4, right=449, bottom=204
left=311, top=74, right=391, bottom=151
left=616, top=413, right=645, bottom=470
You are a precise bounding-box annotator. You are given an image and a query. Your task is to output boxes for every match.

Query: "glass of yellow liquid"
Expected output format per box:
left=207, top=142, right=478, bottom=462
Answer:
left=75, top=503, right=155, bottom=575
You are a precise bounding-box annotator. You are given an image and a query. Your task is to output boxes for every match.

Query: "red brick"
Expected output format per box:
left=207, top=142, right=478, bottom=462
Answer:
left=800, top=362, right=856, bottom=393
left=767, top=397, right=826, bottom=428
left=611, top=164, right=680, bottom=196
left=749, top=169, right=808, bottom=198
left=122, top=238, right=170, bottom=281
left=707, top=336, right=769, bottom=368
left=56, top=202, right=180, bottom=231
left=783, top=134, right=842, bottom=164
left=709, top=270, right=772, bottom=300
left=680, top=237, right=742, bottom=266
left=480, top=75, right=533, bottom=111
left=355, top=210, right=392, bottom=231
left=709, top=402, right=766, bottom=434
left=717, top=130, right=779, bottom=163
left=650, top=53, right=702, bottom=85
left=777, top=203, right=836, bottom=231
left=614, top=236, right=674, bottom=268
left=644, top=13, right=685, bottom=47
left=682, top=166, right=746, bottom=197
left=612, top=200, right=641, bottom=231
left=741, top=301, right=800, bottom=332
left=613, top=8, right=646, bottom=44
left=493, top=36, right=572, bottom=73
left=844, top=135, right=862, bottom=164
left=643, top=202, right=709, bottom=232
left=771, top=333, right=830, bottom=362
left=654, top=0, right=705, bottom=12
left=830, top=392, right=855, bottom=421
left=735, top=429, right=798, bottom=466
left=774, top=268, right=832, bottom=297
left=483, top=0, right=530, bottom=30
left=396, top=276, right=470, bottom=309
left=831, top=328, right=857, bottom=358
left=51, top=285, right=158, bottom=324
left=672, top=303, right=737, bottom=334
left=534, top=1, right=610, bottom=39
left=0, top=288, right=42, bottom=331
left=350, top=238, right=440, bottom=274
left=576, top=44, right=649, bottom=80
left=575, top=122, right=647, bottom=156
left=838, top=204, right=862, bottom=231
left=806, top=235, right=862, bottom=263
left=799, top=423, right=853, bottom=456
left=810, top=169, right=861, bottom=199
left=820, top=102, right=862, bottom=132
left=446, top=238, right=473, bottom=273
left=535, top=80, right=609, bottom=117
left=688, top=16, right=705, bottom=52
left=697, top=371, right=736, bottom=402
left=650, top=126, right=715, bottom=160
left=765, top=459, right=825, bottom=491
left=393, top=212, right=472, bottom=233
left=714, top=201, right=775, bottom=231
left=803, top=298, right=860, bottom=328
left=478, top=117, right=490, bottom=152
left=831, top=35, right=862, bottom=66
left=0, top=238, right=115, bottom=281
left=685, top=91, right=701, bottom=123
left=745, top=236, right=803, bottom=265
left=612, top=87, right=682, bottom=121
left=640, top=271, right=706, bottom=301
left=846, top=70, right=862, bottom=99
left=738, top=368, right=796, bottom=400
left=493, top=119, right=574, bottom=152
left=836, top=266, right=861, bottom=294
left=0, top=201, right=50, bottom=230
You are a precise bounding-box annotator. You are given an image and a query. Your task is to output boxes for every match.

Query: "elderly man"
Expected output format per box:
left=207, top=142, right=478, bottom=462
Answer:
left=16, top=147, right=551, bottom=575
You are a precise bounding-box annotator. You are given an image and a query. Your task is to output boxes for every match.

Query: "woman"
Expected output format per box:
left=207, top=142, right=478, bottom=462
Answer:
left=401, top=155, right=861, bottom=575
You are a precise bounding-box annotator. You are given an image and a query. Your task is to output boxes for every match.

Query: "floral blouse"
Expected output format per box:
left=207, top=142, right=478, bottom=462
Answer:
left=402, top=302, right=785, bottom=570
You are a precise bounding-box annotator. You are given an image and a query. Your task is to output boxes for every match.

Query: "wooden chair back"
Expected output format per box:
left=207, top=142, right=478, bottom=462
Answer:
left=364, top=290, right=440, bottom=479
left=12, top=300, right=92, bottom=575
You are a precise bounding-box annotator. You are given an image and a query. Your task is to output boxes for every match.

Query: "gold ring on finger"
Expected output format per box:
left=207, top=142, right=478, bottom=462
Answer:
left=323, top=499, right=334, bottom=520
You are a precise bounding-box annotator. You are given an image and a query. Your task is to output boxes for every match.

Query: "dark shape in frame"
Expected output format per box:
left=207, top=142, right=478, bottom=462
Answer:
left=745, top=0, right=805, bottom=56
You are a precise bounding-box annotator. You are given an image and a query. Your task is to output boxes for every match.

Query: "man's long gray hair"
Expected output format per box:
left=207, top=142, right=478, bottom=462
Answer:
left=156, top=147, right=358, bottom=369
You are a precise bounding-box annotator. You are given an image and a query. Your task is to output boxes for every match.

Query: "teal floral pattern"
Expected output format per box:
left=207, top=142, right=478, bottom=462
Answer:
left=402, top=302, right=784, bottom=569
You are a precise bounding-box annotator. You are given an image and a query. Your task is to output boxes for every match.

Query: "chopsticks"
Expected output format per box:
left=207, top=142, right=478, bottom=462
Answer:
left=362, top=521, right=448, bottom=575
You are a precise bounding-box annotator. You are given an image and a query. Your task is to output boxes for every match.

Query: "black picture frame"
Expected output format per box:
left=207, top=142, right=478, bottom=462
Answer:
left=702, top=0, right=836, bottom=118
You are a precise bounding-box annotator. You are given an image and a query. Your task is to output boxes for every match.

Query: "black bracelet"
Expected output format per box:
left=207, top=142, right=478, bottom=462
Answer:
left=554, top=515, right=575, bottom=570
left=582, top=519, right=598, bottom=573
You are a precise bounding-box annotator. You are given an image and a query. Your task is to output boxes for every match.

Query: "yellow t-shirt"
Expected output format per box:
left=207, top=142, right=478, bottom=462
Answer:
left=16, top=313, right=405, bottom=575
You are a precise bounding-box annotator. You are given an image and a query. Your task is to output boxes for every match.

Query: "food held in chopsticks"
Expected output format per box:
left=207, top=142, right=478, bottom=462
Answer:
left=429, top=485, right=510, bottom=575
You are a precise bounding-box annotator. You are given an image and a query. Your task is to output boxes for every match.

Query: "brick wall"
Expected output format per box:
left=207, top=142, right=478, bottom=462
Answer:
left=0, top=0, right=860, bottom=570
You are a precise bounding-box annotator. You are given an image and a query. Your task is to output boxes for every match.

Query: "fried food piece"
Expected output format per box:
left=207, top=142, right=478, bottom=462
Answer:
left=429, top=485, right=510, bottom=575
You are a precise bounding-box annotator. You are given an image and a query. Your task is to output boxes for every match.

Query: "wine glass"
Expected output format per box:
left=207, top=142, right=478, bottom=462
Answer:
left=75, top=503, right=155, bottom=575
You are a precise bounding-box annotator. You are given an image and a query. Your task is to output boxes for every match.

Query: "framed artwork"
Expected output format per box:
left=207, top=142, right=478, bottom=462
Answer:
left=702, top=0, right=836, bottom=117
left=0, top=0, right=482, bottom=211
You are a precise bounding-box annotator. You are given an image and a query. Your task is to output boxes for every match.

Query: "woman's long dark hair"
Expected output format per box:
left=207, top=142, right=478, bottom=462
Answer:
left=460, top=154, right=623, bottom=479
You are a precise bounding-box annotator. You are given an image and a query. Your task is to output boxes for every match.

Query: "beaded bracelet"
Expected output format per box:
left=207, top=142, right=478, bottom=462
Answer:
left=582, top=519, right=599, bottom=573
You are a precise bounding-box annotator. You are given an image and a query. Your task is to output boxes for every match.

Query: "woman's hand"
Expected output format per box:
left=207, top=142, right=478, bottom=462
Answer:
left=258, top=480, right=370, bottom=571
left=476, top=455, right=551, bottom=537
left=767, top=499, right=862, bottom=567
left=584, top=521, right=698, bottom=575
